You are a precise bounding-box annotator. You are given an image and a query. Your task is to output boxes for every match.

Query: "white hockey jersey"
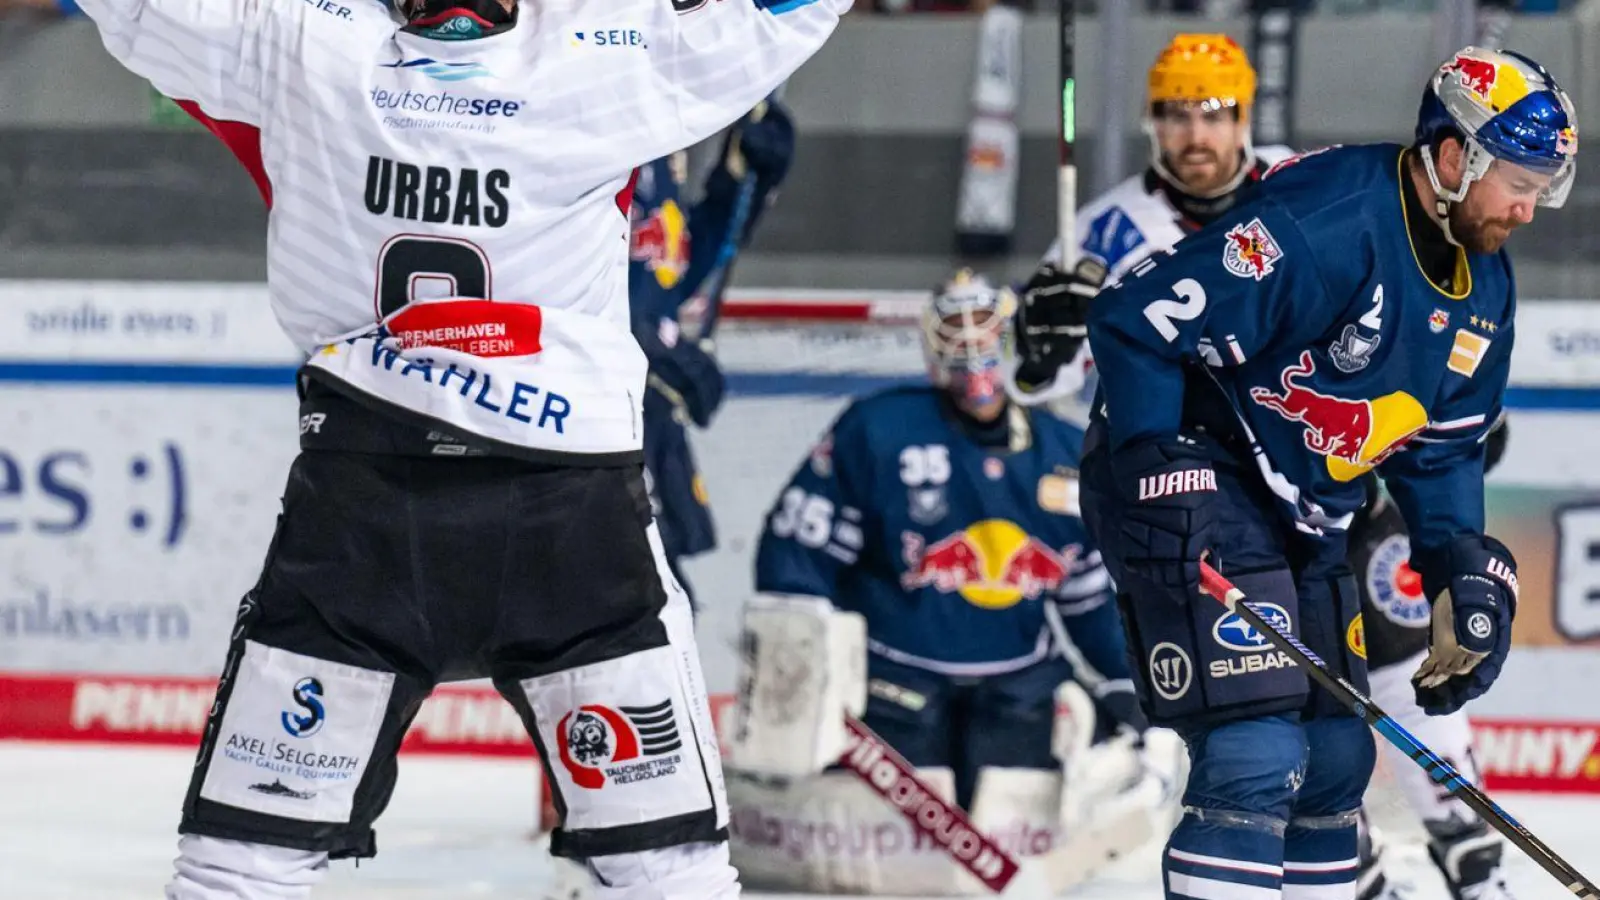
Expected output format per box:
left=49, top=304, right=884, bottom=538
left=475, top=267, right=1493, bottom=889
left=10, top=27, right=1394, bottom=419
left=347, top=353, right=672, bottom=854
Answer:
left=77, top=0, right=850, bottom=460
left=1018, top=147, right=1297, bottom=409
left=1042, top=146, right=1296, bottom=285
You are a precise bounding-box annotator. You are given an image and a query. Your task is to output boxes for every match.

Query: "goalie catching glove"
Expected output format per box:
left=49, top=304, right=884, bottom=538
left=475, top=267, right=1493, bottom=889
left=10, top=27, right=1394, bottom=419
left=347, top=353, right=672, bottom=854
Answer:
left=1409, top=534, right=1518, bottom=715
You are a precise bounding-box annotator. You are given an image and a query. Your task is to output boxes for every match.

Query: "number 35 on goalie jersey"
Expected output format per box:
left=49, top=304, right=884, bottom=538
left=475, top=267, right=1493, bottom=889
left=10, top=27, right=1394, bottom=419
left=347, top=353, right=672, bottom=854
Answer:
left=754, top=386, right=1125, bottom=677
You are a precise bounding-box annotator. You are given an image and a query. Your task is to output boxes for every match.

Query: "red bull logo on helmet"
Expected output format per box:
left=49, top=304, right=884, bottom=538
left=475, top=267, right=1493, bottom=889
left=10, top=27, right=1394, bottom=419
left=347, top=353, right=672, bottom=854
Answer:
left=1442, top=54, right=1500, bottom=102
left=901, top=519, right=1078, bottom=609
left=1249, top=350, right=1428, bottom=482
left=1221, top=218, right=1283, bottom=281
left=630, top=199, right=688, bottom=289
left=1440, top=52, right=1537, bottom=114
left=1558, top=126, right=1579, bottom=157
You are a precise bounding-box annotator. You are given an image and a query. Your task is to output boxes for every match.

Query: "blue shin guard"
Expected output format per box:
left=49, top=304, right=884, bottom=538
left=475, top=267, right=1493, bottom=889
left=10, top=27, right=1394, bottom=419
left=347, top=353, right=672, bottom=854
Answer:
left=1283, top=716, right=1374, bottom=899
left=1164, top=715, right=1308, bottom=899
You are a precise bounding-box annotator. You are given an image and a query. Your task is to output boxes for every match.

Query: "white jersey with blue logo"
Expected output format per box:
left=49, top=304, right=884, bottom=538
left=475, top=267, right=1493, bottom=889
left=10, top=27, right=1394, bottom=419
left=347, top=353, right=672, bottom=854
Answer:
left=75, top=0, right=849, bottom=460
left=1019, top=146, right=1296, bottom=412
left=1043, top=146, right=1297, bottom=284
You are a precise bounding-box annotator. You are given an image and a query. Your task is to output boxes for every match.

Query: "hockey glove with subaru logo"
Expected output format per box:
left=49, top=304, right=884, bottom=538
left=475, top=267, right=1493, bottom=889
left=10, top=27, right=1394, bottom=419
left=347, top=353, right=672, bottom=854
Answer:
left=1109, top=437, right=1222, bottom=598
left=1410, top=534, right=1518, bottom=715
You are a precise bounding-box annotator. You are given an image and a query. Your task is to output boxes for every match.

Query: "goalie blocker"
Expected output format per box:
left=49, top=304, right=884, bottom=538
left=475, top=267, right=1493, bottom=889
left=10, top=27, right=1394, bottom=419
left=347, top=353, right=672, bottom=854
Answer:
left=175, top=442, right=730, bottom=892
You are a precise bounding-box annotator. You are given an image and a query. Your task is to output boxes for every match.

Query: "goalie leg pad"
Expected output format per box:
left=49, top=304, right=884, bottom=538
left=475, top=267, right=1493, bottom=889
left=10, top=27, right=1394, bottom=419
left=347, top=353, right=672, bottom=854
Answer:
left=728, top=768, right=968, bottom=896
left=969, top=767, right=1062, bottom=860
left=725, top=593, right=868, bottom=778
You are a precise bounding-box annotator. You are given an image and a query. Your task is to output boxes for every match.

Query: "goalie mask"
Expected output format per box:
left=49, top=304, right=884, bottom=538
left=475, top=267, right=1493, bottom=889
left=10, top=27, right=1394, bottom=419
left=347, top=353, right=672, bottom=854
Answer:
left=922, top=269, right=1016, bottom=410
left=1416, top=47, right=1578, bottom=220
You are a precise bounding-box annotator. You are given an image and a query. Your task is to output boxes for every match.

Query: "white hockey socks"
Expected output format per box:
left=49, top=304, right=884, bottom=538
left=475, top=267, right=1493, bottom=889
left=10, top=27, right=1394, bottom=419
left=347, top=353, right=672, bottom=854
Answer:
left=166, top=835, right=329, bottom=900
left=586, top=840, right=740, bottom=900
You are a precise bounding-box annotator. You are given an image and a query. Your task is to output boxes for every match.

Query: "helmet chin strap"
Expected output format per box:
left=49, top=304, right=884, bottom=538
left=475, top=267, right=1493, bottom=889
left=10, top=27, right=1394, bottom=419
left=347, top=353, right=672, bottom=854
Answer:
left=1418, top=142, right=1471, bottom=248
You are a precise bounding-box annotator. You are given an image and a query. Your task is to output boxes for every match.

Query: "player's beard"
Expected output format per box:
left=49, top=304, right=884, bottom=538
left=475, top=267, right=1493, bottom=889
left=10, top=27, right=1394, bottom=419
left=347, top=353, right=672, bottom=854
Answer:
left=1447, top=202, right=1520, bottom=254
left=1172, top=145, right=1233, bottom=196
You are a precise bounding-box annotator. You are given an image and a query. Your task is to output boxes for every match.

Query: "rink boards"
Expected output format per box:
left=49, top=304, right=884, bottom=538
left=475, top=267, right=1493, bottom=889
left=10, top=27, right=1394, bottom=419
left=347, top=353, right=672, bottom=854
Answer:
left=4, top=281, right=1600, bottom=795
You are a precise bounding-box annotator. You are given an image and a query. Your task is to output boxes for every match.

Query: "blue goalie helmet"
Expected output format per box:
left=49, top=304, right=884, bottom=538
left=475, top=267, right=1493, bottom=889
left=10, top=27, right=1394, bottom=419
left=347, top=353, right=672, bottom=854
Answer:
left=1416, top=46, right=1578, bottom=211
left=922, top=269, right=1016, bottom=406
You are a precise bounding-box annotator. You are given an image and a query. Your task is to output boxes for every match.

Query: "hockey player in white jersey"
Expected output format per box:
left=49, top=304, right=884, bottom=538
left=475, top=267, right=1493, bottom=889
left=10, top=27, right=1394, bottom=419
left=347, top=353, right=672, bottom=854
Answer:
left=1009, top=33, right=1292, bottom=407
left=72, top=0, right=851, bottom=898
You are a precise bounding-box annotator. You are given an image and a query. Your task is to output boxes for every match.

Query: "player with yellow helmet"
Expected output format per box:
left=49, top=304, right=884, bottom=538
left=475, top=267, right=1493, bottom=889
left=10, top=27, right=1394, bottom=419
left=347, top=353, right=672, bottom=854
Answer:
left=1009, top=33, right=1291, bottom=404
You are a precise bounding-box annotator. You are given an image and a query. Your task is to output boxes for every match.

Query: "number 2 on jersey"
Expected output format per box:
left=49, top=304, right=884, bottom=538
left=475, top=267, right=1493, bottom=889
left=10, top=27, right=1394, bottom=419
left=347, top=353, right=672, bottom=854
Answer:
left=1142, top=278, right=1208, bottom=342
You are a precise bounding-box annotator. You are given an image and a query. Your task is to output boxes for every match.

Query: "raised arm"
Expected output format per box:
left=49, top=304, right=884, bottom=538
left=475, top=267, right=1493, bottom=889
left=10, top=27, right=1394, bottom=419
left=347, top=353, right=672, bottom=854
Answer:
left=639, top=0, right=848, bottom=159
left=76, top=0, right=270, bottom=125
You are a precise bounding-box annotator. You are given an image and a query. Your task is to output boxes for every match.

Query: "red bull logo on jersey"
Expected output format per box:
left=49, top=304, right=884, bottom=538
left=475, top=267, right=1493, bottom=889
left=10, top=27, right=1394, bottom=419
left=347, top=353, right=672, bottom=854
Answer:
left=631, top=199, right=689, bottom=289
left=1249, top=351, right=1428, bottom=482
left=900, top=520, right=1078, bottom=609
left=1221, top=218, right=1283, bottom=281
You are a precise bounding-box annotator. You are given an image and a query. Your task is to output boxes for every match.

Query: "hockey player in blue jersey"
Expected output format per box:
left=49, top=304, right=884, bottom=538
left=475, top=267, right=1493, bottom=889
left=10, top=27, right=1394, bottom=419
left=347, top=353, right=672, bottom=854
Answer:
left=629, top=102, right=794, bottom=604
left=753, top=270, right=1147, bottom=812
left=1073, top=47, right=1575, bottom=900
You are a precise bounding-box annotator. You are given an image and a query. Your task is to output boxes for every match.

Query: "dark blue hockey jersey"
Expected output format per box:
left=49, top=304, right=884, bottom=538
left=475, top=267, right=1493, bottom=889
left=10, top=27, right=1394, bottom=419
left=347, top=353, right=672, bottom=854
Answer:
left=755, top=387, right=1124, bottom=676
left=629, top=153, right=732, bottom=335
left=1089, top=143, right=1512, bottom=556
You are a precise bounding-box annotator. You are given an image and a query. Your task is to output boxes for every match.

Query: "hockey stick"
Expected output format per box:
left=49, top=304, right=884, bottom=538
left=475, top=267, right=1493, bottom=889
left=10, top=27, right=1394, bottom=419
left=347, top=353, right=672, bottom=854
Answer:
left=840, top=714, right=1048, bottom=897
left=1057, top=0, right=1077, bottom=257
left=697, top=84, right=786, bottom=348
left=841, top=712, right=1138, bottom=896
left=1196, top=561, right=1600, bottom=899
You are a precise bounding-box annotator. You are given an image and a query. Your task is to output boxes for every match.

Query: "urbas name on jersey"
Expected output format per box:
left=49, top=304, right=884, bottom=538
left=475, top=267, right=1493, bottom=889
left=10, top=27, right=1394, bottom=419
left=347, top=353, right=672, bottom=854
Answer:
left=1090, top=144, right=1511, bottom=548
left=76, top=0, right=850, bottom=461
left=756, top=388, right=1111, bottom=675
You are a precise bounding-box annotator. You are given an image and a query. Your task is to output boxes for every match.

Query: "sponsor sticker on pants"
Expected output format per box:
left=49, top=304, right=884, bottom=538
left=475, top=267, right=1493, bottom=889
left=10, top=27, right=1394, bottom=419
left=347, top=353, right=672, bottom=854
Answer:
left=199, top=641, right=394, bottom=823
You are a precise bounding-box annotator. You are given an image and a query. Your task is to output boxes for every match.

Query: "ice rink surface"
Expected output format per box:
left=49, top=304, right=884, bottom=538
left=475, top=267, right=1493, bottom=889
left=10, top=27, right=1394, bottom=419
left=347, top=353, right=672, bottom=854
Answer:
left=4, top=741, right=1596, bottom=900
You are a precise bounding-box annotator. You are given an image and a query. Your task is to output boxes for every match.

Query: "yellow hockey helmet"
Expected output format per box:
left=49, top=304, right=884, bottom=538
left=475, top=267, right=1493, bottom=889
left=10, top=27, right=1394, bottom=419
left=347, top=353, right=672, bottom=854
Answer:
left=1148, top=34, right=1257, bottom=112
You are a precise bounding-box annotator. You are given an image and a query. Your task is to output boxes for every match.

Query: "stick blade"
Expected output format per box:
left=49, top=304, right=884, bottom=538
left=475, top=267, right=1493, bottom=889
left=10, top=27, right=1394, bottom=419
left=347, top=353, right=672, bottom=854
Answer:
left=996, top=862, right=1055, bottom=899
